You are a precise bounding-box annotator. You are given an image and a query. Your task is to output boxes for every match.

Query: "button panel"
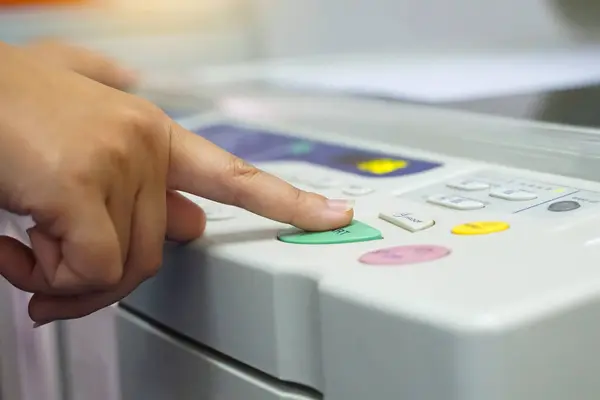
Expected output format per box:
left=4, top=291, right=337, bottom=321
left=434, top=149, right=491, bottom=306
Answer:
left=400, top=171, right=581, bottom=215
left=263, top=164, right=377, bottom=198
left=427, top=194, right=486, bottom=211
left=379, top=211, right=435, bottom=232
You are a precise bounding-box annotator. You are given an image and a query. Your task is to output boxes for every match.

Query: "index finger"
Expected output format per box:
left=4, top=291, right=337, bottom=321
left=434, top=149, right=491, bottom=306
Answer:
left=167, top=123, right=354, bottom=231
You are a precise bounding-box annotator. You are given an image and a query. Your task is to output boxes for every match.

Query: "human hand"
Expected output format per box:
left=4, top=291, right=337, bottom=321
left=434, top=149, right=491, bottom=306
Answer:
left=0, top=42, right=353, bottom=324
left=24, top=39, right=137, bottom=90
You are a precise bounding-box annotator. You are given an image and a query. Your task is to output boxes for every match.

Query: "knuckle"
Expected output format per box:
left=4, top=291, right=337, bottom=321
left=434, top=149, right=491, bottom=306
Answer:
left=118, top=100, right=164, bottom=135
left=60, top=261, right=123, bottom=290
left=228, top=156, right=260, bottom=181
left=224, top=156, right=261, bottom=206
left=104, top=143, right=130, bottom=176
left=68, top=142, right=129, bottom=186
left=116, top=100, right=167, bottom=157
left=141, top=254, right=162, bottom=280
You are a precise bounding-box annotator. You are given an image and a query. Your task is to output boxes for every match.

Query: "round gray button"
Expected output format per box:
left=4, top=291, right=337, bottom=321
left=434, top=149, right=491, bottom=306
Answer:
left=548, top=200, right=581, bottom=212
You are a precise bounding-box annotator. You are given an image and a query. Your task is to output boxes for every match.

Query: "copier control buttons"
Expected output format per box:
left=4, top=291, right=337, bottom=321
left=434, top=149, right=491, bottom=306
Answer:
left=447, top=180, right=490, bottom=191
left=359, top=245, right=451, bottom=266
left=427, top=194, right=485, bottom=210
left=278, top=220, right=382, bottom=245
left=379, top=211, right=435, bottom=232
left=451, top=221, right=509, bottom=235
left=548, top=200, right=581, bottom=212
left=489, top=188, right=537, bottom=201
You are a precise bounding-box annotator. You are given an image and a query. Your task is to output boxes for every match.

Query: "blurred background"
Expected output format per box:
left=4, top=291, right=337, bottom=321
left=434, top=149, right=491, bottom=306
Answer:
left=2, top=0, right=600, bottom=120
left=1, top=0, right=600, bottom=73
left=2, top=1, right=600, bottom=399
left=1, top=0, right=600, bottom=106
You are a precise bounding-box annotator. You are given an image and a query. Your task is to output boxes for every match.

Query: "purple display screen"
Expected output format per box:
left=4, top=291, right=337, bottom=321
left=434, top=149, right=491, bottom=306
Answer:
left=192, top=123, right=442, bottom=178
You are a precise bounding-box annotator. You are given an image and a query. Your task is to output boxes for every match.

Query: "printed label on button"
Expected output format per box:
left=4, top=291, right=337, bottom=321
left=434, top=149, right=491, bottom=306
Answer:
left=278, top=220, right=382, bottom=245
left=447, top=180, right=490, bottom=191
left=490, top=188, right=537, bottom=201
left=379, top=211, right=435, bottom=232
left=451, top=221, right=509, bottom=235
left=359, top=245, right=451, bottom=266
left=427, top=194, right=485, bottom=210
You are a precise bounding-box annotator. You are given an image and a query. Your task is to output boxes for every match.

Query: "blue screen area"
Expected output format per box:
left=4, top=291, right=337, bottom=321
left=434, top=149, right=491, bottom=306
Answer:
left=192, top=123, right=442, bottom=178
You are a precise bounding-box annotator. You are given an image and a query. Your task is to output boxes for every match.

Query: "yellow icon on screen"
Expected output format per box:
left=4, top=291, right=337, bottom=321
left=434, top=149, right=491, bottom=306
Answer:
left=356, top=159, right=409, bottom=175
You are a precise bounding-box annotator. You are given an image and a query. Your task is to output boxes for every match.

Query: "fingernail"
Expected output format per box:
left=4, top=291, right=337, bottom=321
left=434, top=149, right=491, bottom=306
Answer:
left=326, top=199, right=355, bottom=212
left=33, top=321, right=52, bottom=329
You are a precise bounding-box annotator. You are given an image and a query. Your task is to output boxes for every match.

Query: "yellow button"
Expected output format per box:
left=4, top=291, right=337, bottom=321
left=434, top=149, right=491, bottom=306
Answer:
left=356, top=159, right=408, bottom=175
left=451, top=221, right=509, bottom=235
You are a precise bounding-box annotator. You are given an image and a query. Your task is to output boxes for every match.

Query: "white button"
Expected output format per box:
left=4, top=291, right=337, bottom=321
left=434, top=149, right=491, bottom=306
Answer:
left=342, top=185, right=374, bottom=196
left=310, top=177, right=342, bottom=189
left=427, top=194, right=485, bottom=210
left=447, top=180, right=490, bottom=191
left=379, top=211, right=435, bottom=232
left=489, top=188, right=538, bottom=201
left=204, top=206, right=235, bottom=221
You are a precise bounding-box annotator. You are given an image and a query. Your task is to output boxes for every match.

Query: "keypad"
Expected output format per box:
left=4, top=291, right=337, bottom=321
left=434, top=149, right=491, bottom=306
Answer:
left=400, top=171, right=583, bottom=215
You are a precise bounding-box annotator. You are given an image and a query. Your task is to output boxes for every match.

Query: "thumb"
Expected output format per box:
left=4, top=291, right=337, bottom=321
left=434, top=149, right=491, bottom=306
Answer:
left=0, top=235, right=38, bottom=293
left=166, top=123, right=354, bottom=231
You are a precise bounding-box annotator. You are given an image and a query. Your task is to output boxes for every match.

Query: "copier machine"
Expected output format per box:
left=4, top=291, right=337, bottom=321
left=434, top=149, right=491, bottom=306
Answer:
left=57, top=87, right=600, bottom=400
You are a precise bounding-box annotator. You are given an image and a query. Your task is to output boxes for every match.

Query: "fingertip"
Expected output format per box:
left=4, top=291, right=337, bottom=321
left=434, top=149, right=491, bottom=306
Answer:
left=313, top=198, right=355, bottom=231
left=291, top=195, right=355, bottom=232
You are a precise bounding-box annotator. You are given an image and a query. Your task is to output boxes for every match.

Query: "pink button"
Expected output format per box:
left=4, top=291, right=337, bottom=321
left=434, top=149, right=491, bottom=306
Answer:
left=359, top=245, right=451, bottom=266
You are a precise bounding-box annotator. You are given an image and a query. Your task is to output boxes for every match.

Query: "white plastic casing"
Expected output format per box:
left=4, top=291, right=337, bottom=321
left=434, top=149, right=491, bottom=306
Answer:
left=121, top=116, right=600, bottom=400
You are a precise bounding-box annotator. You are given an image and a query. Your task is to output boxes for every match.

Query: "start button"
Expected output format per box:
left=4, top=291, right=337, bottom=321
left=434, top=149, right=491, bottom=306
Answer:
left=452, top=221, right=509, bottom=235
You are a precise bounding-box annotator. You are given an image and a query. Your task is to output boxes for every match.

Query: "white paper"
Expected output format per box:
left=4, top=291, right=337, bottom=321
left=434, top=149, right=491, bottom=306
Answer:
left=184, top=48, right=600, bottom=102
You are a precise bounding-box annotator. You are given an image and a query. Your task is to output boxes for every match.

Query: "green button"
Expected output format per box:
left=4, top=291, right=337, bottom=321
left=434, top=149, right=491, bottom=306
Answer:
left=290, top=141, right=313, bottom=155
left=278, top=220, right=383, bottom=245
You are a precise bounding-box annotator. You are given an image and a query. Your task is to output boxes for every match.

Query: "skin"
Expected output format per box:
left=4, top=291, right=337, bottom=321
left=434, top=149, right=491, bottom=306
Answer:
left=0, top=40, right=353, bottom=325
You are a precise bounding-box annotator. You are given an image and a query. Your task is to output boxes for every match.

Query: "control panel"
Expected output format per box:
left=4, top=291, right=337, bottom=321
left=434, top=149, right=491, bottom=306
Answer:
left=122, top=120, right=600, bottom=400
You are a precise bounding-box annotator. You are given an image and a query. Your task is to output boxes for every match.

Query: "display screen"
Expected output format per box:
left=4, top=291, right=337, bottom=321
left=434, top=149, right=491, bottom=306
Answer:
left=193, top=123, right=442, bottom=178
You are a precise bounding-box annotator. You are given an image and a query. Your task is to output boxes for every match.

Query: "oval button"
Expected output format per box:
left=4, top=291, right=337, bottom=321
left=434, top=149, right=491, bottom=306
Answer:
left=451, top=221, right=509, bottom=235
left=548, top=200, right=581, bottom=212
left=359, top=245, right=451, bottom=266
